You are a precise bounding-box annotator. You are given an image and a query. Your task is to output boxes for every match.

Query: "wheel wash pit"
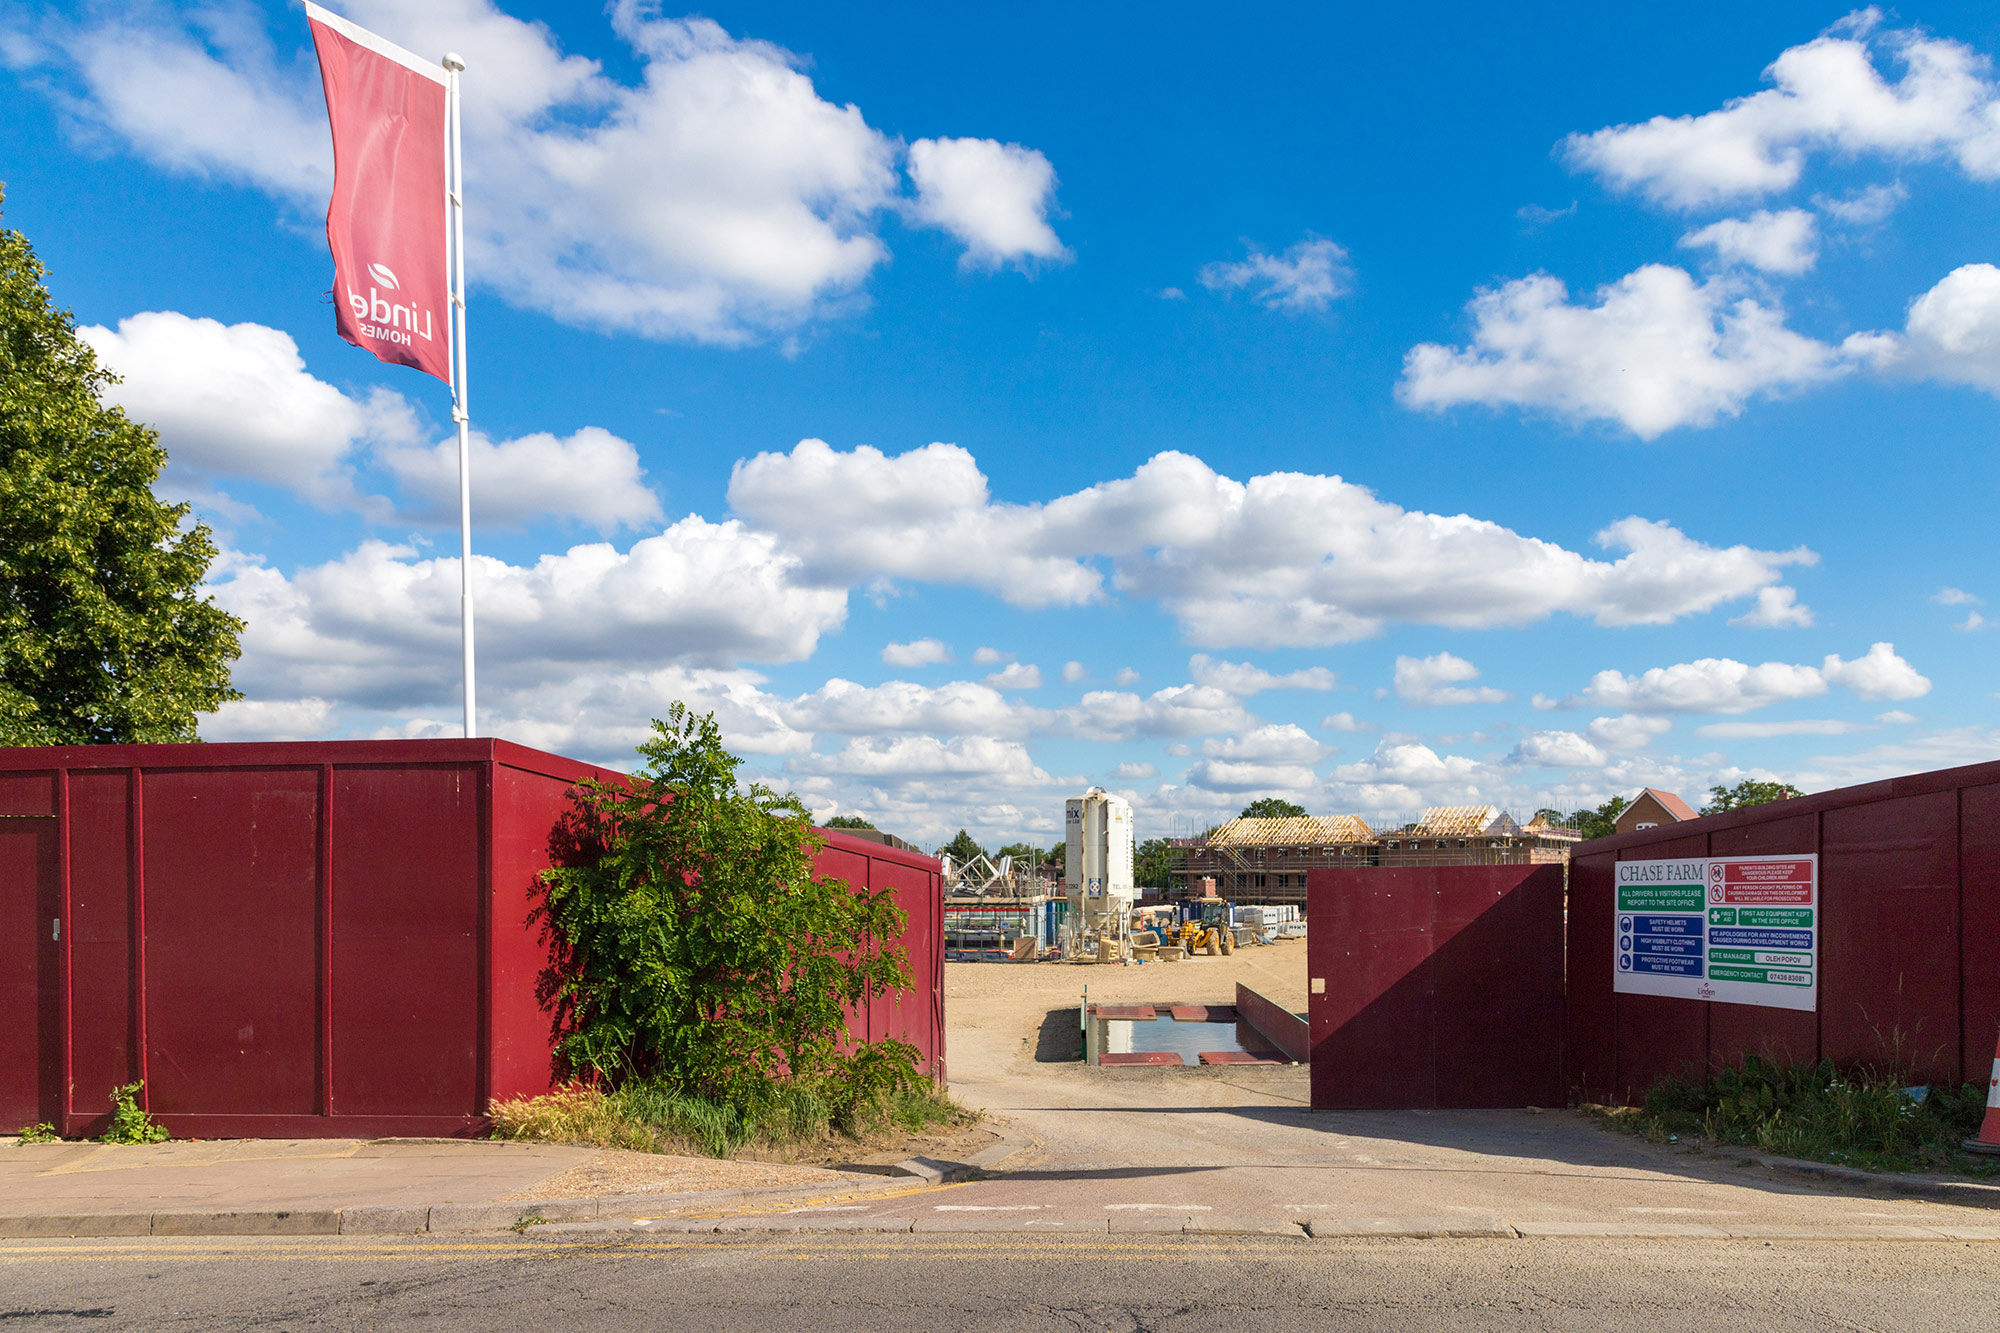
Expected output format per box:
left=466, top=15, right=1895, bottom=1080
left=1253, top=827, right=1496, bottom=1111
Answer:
left=1084, top=1004, right=1294, bottom=1068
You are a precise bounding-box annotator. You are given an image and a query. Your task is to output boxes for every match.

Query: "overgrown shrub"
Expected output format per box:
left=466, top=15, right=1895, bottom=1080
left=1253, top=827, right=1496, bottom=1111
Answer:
left=536, top=705, right=926, bottom=1124
left=1611, top=1055, right=1989, bottom=1173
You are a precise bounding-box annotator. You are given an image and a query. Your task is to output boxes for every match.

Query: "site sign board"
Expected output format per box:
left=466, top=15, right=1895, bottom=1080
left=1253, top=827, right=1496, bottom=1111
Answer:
left=1614, top=854, right=1817, bottom=1013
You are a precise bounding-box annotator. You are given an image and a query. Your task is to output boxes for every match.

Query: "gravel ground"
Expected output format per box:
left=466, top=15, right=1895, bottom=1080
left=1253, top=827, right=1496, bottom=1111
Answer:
left=502, top=1150, right=865, bottom=1200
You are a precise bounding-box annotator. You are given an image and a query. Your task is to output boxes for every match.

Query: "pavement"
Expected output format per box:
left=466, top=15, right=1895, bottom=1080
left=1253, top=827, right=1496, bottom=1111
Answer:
left=5, top=951, right=2000, bottom=1242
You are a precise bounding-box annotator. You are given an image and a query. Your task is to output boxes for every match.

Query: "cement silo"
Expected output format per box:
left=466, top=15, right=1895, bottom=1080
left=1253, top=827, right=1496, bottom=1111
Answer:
left=1064, top=787, right=1134, bottom=959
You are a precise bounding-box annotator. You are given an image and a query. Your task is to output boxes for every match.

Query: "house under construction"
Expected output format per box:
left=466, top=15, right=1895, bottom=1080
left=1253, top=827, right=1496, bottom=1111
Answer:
left=1172, top=806, right=1580, bottom=909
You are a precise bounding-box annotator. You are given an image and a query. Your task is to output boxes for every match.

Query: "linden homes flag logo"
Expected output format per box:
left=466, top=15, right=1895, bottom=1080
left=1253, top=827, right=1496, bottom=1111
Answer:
left=305, top=3, right=452, bottom=385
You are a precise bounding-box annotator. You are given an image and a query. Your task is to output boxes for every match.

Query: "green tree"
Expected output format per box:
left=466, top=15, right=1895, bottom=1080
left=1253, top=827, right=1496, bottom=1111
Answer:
left=1570, top=795, right=1629, bottom=841
left=1702, top=780, right=1803, bottom=816
left=1046, top=841, right=1065, bottom=867
left=1239, top=798, right=1308, bottom=819
left=537, top=705, right=919, bottom=1110
left=0, top=189, right=242, bottom=743
left=1134, top=836, right=1174, bottom=889
left=938, top=828, right=987, bottom=865
left=992, top=841, right=1039, bottom=865
left=824, top=814, right=875, bottom=830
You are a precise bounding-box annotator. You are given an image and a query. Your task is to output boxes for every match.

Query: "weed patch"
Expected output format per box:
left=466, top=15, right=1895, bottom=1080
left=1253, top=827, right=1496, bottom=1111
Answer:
left=100, top=1082, right=167, bottom=1145
left=14, top=1123, right=59, bottom=1144
left=489, top=1080, right=974, bottom=1161
left=1598, top=1056, right=1995, bottom=1175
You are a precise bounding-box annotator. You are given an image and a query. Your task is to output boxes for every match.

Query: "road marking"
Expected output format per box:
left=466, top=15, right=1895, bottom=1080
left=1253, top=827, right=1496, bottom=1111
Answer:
left=935, top=1205, right=1044, bottom=1212
left=1622, top=1207, right=1743, bottom=1215
left=784, top=1206, right=869, bottom=1213
left=1104, top=1203, right=1212, bottom=1211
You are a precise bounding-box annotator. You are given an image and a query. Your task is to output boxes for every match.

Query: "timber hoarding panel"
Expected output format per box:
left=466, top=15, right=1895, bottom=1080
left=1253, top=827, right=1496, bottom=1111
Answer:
left=1569, top=759, right=2000, bottom=1104
left=0, top=740, right=944, bottom=1137
left=1306, top=864, right=1563, bottom=1109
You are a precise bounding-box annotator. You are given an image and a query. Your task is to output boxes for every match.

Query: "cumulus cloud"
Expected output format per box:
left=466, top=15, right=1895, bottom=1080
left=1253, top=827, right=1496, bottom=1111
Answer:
left=783, top=677, right=1043, bottom=738
left=1956, top=611, right=1990, bottom=632
left=1199, top=724, right=1331, bottom=764
left=1933, top=586, right=1981, bottom=605
left=210, top=518, right=847, bottom=712
left=375, top=427, right=662, bottom=532
left=1814, top=181, right=1907, bottom=224
left=36, top=3, right=1057, bottom=344
left=1398, top=265, right=1853, bottom=438
left=1321, top=712, right=1372, bottom=733
left=1512, top=730, right=1609, bottom=768
left=1187, top=654, right=1337, bottom=696
left=1562, top=15, right=2000, bottom=209
left=80, top=311, right=413, bottom=508
left=971, top=646, right=1013, bottom=665
left=1198, top=236, right=1352, bottom=312
left=1729, top=585, right=1815, bottom=628
left=730, top=440, right=1812, bottom=646
left=1680, top=208, right=1819, bottom=274
left=1565, top=642, right=1930, bottom=714
left=789, top=735, right=1054, bottom=787
left=1331, top=739, right=1489, bottom=812
left=1062, top=660, right=1089, bottom=684
left=1063, top=684, right=1254, bottom=742
left=1392, top=652, right=1508, bottom=706
left=200, top=696, right=337, bottom=743
left=985, top=662, right=1043, bottom=691
left=1587, top=713, right=1674, bottom=750
left=1186, top=759, right=1321, bottom=794
left=882, top=638, right=953, bottom=667
left=1113, top=761, right=1157, bottom=780
left=906, top=136, right=1068, bottom=268
left=1857, top=263, right=2000, bottom=393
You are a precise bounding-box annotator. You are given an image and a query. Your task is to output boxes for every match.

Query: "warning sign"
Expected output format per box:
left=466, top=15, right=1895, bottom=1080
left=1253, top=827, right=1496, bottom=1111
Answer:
left=1614, top=854, right=1817, bottom=1012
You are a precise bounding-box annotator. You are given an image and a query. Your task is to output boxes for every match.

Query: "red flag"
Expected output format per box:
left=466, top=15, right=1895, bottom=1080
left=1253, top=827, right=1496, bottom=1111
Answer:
left=306, top=3, right=452, bottom=386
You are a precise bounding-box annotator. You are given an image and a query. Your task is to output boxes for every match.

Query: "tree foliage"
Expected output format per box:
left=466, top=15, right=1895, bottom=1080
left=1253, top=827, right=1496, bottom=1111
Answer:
left=1134, top=836, right=1174, bottom=889
left=1239, top=798, right=1307, bottom=819
left=1702, top=780, right=1804, bottom=816
left=538, top=706, right=921, bottom=1112
left=938, top=828, right=987, bottom=865
left=1568, top=795, right=1628, bottom=841
left=0, top=188, right=242, bottom=743
left=823, top=814, right=875, bottom=830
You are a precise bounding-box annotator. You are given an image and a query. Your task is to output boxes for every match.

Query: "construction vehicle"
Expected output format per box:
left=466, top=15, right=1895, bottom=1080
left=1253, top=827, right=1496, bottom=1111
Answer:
left=1163, top=898, right=1234, bottom=954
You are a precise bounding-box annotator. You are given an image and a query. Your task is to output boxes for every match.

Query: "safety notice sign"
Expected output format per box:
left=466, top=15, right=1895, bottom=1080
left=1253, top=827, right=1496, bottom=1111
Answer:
left=1613, top=854, right=1817, bottom=1012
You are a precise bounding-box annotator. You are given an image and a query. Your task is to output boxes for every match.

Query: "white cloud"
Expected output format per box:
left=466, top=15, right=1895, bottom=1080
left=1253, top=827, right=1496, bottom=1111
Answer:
left=40, top=3, right=1056, bottom=345
left=1186, top=759, right=1321, bottom=794
left=1187, top=654, right=1337, bottom=696
left=1570, top=641, right=1929, bottom=714
left=211, top=518, right=847, bottom=712
left=1199, top=724, right=1330, bottom=765
left=789, top=735, right=1054, bottom=788
left=200, top=696, right=337, bottom=743
left=1814, top=181, right=1907, bottom=224
left=985, top=662, right=1043, bottom=691
left=1113, top=761, right=1157, bottom=780
left=1876, top=710, right=1918, bottom=724
left=971, top=646, right=1013, bottom=665
left=784, top=677, right=1042, bottom=738
left=1933, top=586, right=1981, bottom=605
left=1062, top=660, right=1089, bottom=684
left=1392, top=652, right=1508, bottom=706
left=1789, top=726, right=2000, bottom=791
left=1198, top=236, right=1352, bottom=312
left=1331, top=739, right=1489, bottom=813
left=1680, top=208, right=1819, bottom=274
left=1859, top=263, right=2000, bottom=393
left=1587, top=714, right=1673, bottom=750
left=79, top=311, right=413, bottom=507
left=1321, top=712, right=1372, bottom=733
left=1063, top=684, right=1254, bottom=742
left=1399, top=265, right=1853, bottom=438
left=1512, top=730, right=1609, bottom=768
left=731, top=440, right=1813, bottom=646
left=1696, top=718, right=1868, bottom=739
left=1957, top=611, right=1990, bottom=632
left=1729, top=585, right=1815, bottom=628
left=1561, top=17, right=2000, bottom=209
left=882, top=638, right=954, bottom=667
left=1114, top=667, right=1142, bottom=686
left=906, top=136, right=1068, bottom=269
left=375, top=427, right=662, bottom=532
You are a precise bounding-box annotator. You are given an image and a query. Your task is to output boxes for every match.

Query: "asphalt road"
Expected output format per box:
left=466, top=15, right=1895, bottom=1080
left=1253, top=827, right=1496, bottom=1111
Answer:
left=4, top=1233, right=1999, bottom=1332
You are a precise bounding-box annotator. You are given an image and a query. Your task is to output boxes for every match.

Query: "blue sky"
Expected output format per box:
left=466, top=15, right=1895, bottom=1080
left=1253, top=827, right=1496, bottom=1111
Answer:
left=3, top=1, right=1995, bottom=847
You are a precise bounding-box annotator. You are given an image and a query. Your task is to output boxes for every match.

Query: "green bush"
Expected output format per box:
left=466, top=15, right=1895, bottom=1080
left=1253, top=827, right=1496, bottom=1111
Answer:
left=14, top=1122, right=59, bottom=1144
left=537, top=705, right=927, bottom=1123
left=1616, top=1055, right=1989, bottom=1174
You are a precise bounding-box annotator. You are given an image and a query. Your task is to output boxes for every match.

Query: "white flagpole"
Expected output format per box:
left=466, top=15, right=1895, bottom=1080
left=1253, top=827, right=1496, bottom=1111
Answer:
left=444, top=50, right=476, bottom=737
